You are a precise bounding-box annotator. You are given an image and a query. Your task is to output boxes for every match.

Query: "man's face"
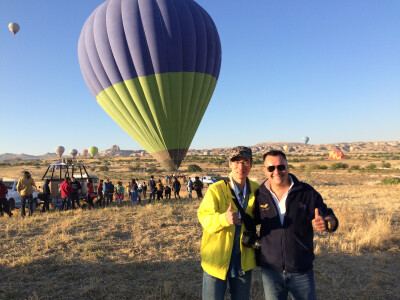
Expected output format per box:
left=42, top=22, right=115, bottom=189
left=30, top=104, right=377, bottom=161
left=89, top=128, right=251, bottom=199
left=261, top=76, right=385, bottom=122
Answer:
left=263, top=155, right=289, bottom=187
left=229, top=157, right=252, bottom=182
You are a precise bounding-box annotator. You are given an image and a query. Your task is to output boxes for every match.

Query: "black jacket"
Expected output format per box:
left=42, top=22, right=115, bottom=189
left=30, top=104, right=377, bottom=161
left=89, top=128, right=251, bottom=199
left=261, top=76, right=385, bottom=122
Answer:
left=255, top=174, right=338, bottom=273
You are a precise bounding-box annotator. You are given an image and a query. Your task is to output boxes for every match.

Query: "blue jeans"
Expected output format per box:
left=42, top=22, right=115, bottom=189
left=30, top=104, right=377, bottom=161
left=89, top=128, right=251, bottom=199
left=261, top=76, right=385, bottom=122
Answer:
left=261, top=268, right=316, bottom=300
left=61, top=196, right=71, bottom=210
left=21, top=195, right=34, bottom=217
left=202, top=270, right=252, bottom=300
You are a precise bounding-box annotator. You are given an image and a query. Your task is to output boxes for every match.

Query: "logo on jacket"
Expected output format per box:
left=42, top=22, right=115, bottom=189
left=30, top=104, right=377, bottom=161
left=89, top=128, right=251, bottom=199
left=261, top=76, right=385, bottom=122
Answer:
left=298, top=202, right=306, bottom=210
left=260, top=203, right=269, bottom=211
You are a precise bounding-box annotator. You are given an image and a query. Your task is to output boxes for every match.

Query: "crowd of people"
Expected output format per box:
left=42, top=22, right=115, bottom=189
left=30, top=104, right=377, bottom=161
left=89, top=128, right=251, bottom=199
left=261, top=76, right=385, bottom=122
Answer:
left=0, top=173, right=206, bottom=218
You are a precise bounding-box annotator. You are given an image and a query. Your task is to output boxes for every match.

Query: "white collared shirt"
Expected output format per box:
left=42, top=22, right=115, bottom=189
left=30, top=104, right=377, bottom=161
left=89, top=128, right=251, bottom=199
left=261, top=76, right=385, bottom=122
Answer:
left=265, top=175, right=294, bottom=225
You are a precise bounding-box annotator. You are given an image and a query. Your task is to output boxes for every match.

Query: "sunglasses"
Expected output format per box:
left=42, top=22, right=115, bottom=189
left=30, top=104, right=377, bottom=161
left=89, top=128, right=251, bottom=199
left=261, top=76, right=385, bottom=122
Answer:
left=266, top=164, right=286, bottom=172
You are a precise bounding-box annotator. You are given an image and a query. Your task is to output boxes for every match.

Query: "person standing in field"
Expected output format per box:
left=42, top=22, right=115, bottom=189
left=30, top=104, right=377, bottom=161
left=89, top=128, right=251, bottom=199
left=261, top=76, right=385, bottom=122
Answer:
left=172, top=177, right=181, bottom=199
left=142, top=182, right=147, bottom=200
left=60, top=177, right=73, bottom=211
left=129, top=179, right=138, bottom=206
left=193, top=176, right=203, bottom=199
left=198, top=146, right=260, bottom=300
left=86, top=178, right=95, bottom=209
left=17, top=171, right=37, bottom=217
left=136, top=179, right=143, bottom=204
left=156, top=179, right=164, bottom=201
left=115, top=181, right=125, bottom=206
left=41, top=179, right=51, bottom=213
left=70, top=177, right=82, bottom=209
left=255, top=150, right=338, bottom=300
left=148, top=175, right=156, bottom=203
left=97, top=179, right=104, bottom=207
left=0, top=178, right=12, bottom=217
left=187, top=177, right=193, bottom=199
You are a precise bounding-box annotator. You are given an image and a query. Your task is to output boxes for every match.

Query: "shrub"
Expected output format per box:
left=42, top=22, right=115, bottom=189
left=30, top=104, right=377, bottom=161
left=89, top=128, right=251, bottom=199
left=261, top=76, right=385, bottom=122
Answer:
left=188, top=164, right=202, bottom=172
left=365, top=163, right=377, bottom=171
left=146, top=166, right=158, bottom=174
left=349, top=165, right=360, bottom=170
left=331, top=163, right=348, bottom=170
left=99, top=166, right=109, bottom=172
left=380, top=178, right=399, bottom=185
left=311, top=164, right=328, bottom=170
left=382, top=162, right=391, bottom=169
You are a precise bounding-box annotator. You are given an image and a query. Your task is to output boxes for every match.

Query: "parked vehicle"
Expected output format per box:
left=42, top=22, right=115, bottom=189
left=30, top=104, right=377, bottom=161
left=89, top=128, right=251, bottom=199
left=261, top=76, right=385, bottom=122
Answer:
left=191, top=175, right=218, bottom=186
left=2, top=179, right=40, bottom=210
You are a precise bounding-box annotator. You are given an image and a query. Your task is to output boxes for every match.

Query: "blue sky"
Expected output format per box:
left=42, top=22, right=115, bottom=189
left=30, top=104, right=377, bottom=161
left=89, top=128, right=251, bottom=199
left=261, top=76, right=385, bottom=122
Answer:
left=1, top=0, right=399, bottom=155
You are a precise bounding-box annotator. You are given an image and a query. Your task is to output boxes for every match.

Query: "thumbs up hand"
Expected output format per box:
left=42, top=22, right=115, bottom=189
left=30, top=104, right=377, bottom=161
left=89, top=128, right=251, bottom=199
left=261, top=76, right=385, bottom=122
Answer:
left=312, top=208, right=326, bottom=231
left=225, top=203, right=240, bottom=225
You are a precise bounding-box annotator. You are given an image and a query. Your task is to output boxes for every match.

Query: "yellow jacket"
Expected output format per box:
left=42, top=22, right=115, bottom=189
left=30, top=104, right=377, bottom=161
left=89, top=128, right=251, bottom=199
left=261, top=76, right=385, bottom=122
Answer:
left=17, top=176, right=36, bottom=196
left=198, top=179, right=260, bottom=280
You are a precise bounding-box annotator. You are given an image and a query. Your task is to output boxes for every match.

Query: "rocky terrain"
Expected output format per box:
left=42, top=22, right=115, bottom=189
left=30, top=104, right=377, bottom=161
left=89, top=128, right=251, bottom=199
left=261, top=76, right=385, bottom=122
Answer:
left=1, top=141, right=399, bottom=162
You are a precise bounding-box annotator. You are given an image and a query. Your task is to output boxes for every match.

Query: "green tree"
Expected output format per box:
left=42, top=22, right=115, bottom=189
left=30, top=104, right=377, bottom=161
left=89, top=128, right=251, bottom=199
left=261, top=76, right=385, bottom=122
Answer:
left=188, top=164, right=202, bottom=172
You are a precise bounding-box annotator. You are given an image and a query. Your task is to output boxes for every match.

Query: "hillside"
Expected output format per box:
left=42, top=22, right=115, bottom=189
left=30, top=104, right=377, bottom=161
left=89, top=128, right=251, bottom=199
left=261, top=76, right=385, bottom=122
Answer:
left=1, top=141, right=399, bottom=162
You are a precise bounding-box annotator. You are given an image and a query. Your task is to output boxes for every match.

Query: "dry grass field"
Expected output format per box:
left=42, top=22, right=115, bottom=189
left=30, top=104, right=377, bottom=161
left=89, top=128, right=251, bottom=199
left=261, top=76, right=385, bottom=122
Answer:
left=0, top=154, right=399, bottom=299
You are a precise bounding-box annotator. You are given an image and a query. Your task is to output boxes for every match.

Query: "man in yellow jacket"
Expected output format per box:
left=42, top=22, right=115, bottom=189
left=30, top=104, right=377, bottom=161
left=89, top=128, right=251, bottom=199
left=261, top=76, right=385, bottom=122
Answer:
left=17, top=170, right=36, bottom=217
left=198, top=146, right=259, bottom=300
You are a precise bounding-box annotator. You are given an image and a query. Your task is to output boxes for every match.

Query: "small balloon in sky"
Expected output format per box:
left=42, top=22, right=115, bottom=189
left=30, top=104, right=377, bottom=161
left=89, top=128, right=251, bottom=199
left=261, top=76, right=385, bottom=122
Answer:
left=55, top=146, right=65, bottom=158
left=8, top=23, right=20, bottom=35
left=302, top=136, right=309, bottom=144
left=88, top=146, right=98, bottom=158
left=69, top=149, right=78, bottom=158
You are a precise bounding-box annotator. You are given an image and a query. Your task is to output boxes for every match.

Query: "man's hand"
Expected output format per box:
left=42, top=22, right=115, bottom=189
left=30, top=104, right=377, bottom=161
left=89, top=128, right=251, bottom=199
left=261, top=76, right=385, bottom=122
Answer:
left=225, top=203, right=241, bottom=225
left=312, top=208, right=326, bottom=231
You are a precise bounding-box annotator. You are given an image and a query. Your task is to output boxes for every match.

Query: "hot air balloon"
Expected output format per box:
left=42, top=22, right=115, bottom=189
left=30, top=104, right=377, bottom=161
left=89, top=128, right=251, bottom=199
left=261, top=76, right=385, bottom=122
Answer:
left=82, top=149, right=89, bottom=157
left=88, top=146, right=98, bottom=157
left=302, top=136, right=309, bottom=144
left=283, top=145, right=288, bottom=152
left=69, top=149, right=78, bottom=158
left=55, top=146, right=65, bottom=158
left=78, top=0, right=221, bottom=171
left=8, top=23, right=20, bottom=35
left=328, top=149, right=345, bottom=160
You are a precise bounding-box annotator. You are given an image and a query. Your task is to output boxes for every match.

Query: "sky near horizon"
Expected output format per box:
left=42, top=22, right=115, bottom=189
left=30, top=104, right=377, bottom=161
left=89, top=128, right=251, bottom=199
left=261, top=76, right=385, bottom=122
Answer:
left=1, top=0, right=399, bottom=156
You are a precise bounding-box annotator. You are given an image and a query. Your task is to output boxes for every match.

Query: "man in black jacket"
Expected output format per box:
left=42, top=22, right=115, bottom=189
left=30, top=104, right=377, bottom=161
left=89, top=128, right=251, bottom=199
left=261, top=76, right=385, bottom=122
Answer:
left=255, top=150, right=338, bottom=300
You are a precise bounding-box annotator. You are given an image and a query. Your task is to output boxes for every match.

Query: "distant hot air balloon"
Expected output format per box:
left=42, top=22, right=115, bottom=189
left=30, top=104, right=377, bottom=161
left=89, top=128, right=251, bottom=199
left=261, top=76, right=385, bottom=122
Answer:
left=78, top=0, right=221, bottom=171
left=69, top=149, right=78, bottom=158
left=8, top=23, right=20, bottom=35
left=55, top=146, right=65, bottom=158
left=283, top=145, right=288, bottom=152
left=302, top=136, right=309, bottom=144
left=82, top=149, right=89, bottom=157
left=88, top=146, right=98, bottom=157
left=328, top=149, right=345, bottom=160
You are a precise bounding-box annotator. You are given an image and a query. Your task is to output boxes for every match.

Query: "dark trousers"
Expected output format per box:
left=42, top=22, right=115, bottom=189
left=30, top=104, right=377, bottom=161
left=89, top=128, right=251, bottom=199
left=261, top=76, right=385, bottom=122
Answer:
left=61, top=196, right=71, bottom=210
left=148, top=191, right=156, bottom=203
left=196, top=189, right=203, bottom=199
left=97, top=192, right=104, bottom=207
left=21, top=195, right=34, bottom=217
left=71, top=193, right=80, bottom=209
left=87, top=195, right=94, bottom=208
left=0, top=197, right=11, bottom=216
left=41, top=195, right=50, bottom=212
left=156, top=191, right=163, bottom=200
left=106, top=193, right=113, bottom=206
left=174, top=190, right=180, bottom=199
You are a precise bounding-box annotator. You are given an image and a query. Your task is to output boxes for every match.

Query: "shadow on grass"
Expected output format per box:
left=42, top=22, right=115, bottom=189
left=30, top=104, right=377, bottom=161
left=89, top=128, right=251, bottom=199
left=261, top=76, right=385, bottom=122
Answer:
left=2, top=250, right=399, bottom=300
left=0, top=257, right=203, bottom=300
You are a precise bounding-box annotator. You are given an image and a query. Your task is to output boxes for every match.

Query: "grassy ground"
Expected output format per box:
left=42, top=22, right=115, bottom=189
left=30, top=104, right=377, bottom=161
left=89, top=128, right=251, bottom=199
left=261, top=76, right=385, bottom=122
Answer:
left=1, top=157, right=400, bottom=299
